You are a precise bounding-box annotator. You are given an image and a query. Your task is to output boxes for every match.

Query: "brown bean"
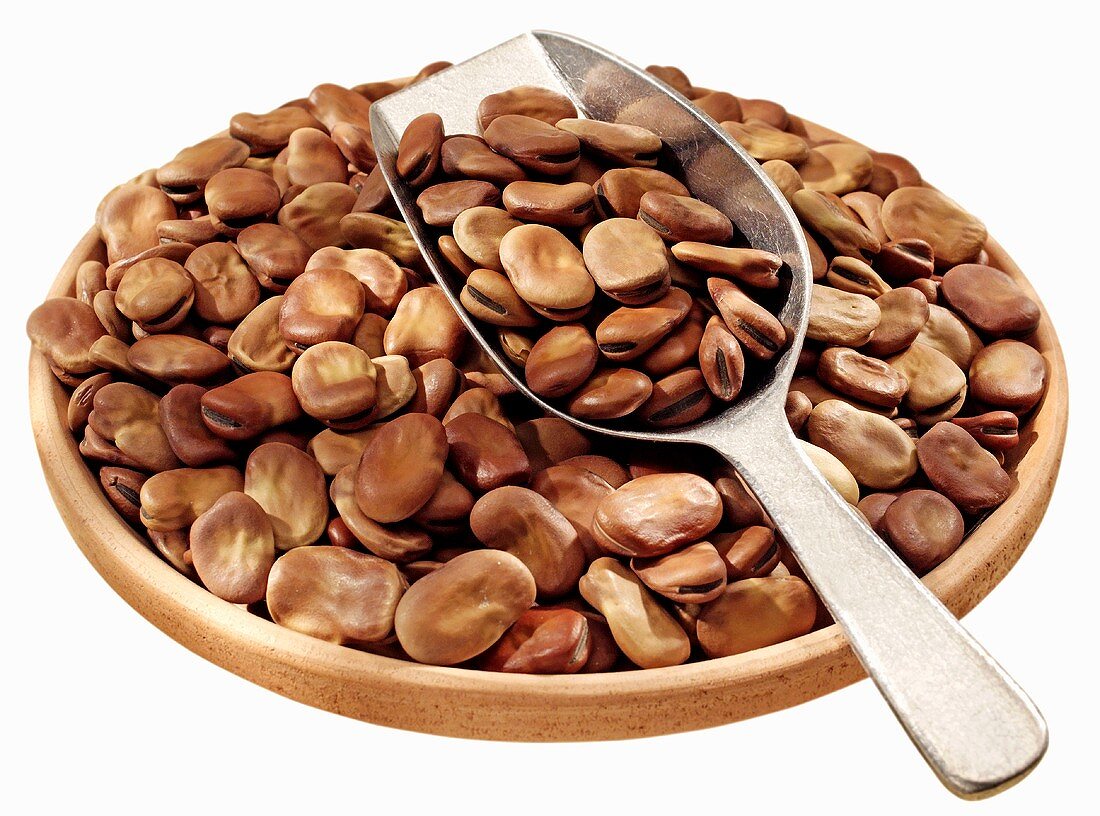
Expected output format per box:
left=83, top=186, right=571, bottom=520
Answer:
left=442, top=134, right=527, bottom=185
left=416, top=179, right=500, bottom=226
left=226, top=297, right=294, bottom=373
left=583, top=219, right=673, bottom=307
left=827, top=255, right=891, bottom=298
left=230, top=106, right=323, bottom=154
left=877, top=489, right=964, bottom=575
left=383, top=287, right=467, bottom=366
left=205, top=167, right=281, bottom=236
left=863, top=287, right=930, bottom=357
left=595, top=287, right=692, bottom=361
left=127, top=334, right=230, bottom=384
left=640, top=367, right=714, bottom=427
left=159, top=384, right=235, bottom=467
left=96, top=183, right=177, bottom=263
left=331, top=122, right=376, bottom=170
left=498, top=329, right=533, bottom=367
left=714, top=473, right=769, bottom=528
left=808, top=399, right=918, bottom=489
left=445, top=412, right=530, bottom=492
left=502, top=180, right=595, bottom=228
left=801, top=440, right=860, bottom=504
left=308, top=83, right=374, bottom=132
left=917, top=422, right=1012, bottom=514
left=593, top=473, right=722, bottom=558
left=525, top=324, right=599, bottom=398
left=940, top=264, right=1040, bottom=337
left=407, top=358, right=462, bottom=417
left=713, top=527, right=782, bottom=580
left=641, top=304, right=706, bottom=377
left=633, top=541, right=727, bottom=604
left=817, top=347, right=908, bottom=408
left=499, top=223, right=595, bottom=317
left=182, top=242, right=260, bottom=324
left=511, top=420, right=587, bottom=475
left=470, top=487, right=586, bottom=598
left=646, top=65, right=694, bottom=95
left=915, top=304, right=984, bottom=369
left=578, top=557, right=690, bottom=668
left=68, top=373, right=114, bottom=432
left=268, top=546, right=406, bottom=645
left=530, top=464, right=616, bottom=560
left=278, top=181, right=358, bottom=249
left=244, top=442, right=327, bottom=549
left=408, top=469, right=473, bottom=534
left=452, top=206, right=522, bottom=272
left=696, top=577, right=816, bottom=657
left=806, top=284, right=880, bottom=347
left=881, top=187, right=987, bottom=267
left=792, top=189, right=881, bottom=259
left=672, top=243, right=780, bottom=289
left=483, top=114, right=581, bottom=176
left=394, top=550, right=537, bottom=665
left=720, top=120, right=809, bottom=163
left=594, top=167, right=689, bottom=219
left=708, top=278, right=786, bottom=359
left=874, top=240, right=933, bottom=285
left=763, top=159, right=804, bottom=202
left=114, top=258, right=195, bottom=333
left=89, top=382, right=180, bottom=473
left=798, top=143, right=873, bottom=195
left=99, top=466, right=147, bottom=525
left=969, top=340, right=1046, bottom=412
left=75, top=260, right=108, bottom=306
left=479, top=609, right=591, bottom=674
left=459, top=268, right=540, bottom=327
left=155, top=136, right=250, bottom=204
left=477, top=86, right=577, bottom=130
left=307, top=246, right=407, bottom=317
left=887, top=342, right=967, bottom=419
left=284, top=128, right=346, bottom=186
left=698, top=315, right=746, bottom=401
left=236, top=223, right=312, bottom=291
left=442, top=386, right=512, bottom=429
left=693, top=90, right=743, bottom=122
left=139, top=465, right=243, bottom=531
left=556, top=118, right=663, bottom=167
left=27, top=297, right=106, bottom=379
left=842, top=191, right=888, bottom=242
left=567, top=368, right=653, bottom=420
left=291, top=341, right=378, bottom=426
left=330, top=465, right=432, bottom=562
left=200, top=371, right=302, bottom=440
left=307, top=427, right=379, bottom=476
left=951, top=411, right=1020, bottom=452
left=189, top=492, right=275, bottom=603
left=354, top=413, right=448, bottom=523
left=340, top=212, right=423, bottom=268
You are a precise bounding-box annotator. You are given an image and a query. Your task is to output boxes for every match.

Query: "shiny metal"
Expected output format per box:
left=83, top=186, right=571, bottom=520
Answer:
left=370, top=30, right=1046, bottom=796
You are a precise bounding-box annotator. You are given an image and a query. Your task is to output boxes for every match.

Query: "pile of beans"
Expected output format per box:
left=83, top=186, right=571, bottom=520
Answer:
left=394, top=87, right=788, bottom=425
left=27, top=60, right=1048, bottom=673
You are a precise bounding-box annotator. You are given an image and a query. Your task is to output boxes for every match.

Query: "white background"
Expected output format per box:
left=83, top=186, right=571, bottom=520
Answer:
left=2, top=2, right=1096, bottom=813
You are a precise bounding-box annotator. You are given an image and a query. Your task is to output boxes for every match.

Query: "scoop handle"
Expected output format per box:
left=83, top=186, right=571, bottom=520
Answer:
left=716, top=416, right=1047, bottom=798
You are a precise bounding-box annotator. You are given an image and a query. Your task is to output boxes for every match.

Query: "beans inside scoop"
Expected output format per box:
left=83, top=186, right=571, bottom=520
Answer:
left=28, top=63, right=1048, bottom=672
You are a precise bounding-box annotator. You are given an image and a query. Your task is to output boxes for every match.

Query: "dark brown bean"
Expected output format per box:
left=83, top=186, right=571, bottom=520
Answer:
left=877, top=489, right=964, bottom=575
left=916, top=422, right=1012, bottom=514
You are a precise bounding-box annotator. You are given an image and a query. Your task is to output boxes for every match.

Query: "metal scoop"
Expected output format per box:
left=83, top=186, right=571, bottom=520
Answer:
left=370, top=30, right=1046, bottom=797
